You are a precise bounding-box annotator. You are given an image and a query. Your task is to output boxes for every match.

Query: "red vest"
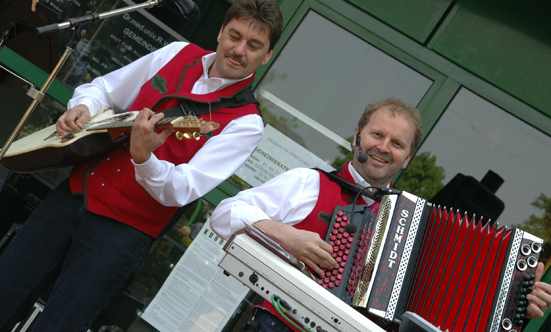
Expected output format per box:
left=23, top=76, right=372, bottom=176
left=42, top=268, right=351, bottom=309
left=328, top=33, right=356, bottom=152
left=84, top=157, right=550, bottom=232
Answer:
left=293, top=163, right=365, bottom=237
left=260, top=162, right=371, bottom=330
left=69, top=44, right=260, bottom=238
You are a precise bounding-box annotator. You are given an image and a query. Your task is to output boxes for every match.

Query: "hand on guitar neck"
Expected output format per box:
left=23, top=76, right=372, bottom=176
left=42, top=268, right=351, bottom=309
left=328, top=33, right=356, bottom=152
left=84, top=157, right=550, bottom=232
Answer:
left=130, top=108, right=173, bottom=164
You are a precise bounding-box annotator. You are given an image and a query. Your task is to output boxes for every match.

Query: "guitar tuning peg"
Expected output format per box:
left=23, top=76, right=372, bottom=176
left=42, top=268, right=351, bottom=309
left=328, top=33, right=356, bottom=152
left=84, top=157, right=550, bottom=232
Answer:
left=175, top=132, right=193, bottom=140
left=193, top=132, right=200, bottom=140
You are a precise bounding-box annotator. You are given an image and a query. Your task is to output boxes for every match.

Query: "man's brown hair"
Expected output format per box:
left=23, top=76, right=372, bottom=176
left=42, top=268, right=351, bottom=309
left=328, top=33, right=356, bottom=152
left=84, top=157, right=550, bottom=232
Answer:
left=223, top=0, right=284, bottom=51
left=357, top=98, right=423, bottom=154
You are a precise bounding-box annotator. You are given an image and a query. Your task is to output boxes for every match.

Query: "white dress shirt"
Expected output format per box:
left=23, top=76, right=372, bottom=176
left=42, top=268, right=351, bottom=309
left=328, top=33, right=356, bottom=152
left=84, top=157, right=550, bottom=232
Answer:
left=210, top=162, right=384, bottom=240
left=67, top=42, right=264, bottom=207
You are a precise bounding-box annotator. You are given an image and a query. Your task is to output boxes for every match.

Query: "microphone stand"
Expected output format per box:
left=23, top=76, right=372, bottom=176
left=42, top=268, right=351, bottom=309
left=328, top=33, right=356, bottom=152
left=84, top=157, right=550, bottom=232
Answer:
left=0, top=0, right=173, bottom=162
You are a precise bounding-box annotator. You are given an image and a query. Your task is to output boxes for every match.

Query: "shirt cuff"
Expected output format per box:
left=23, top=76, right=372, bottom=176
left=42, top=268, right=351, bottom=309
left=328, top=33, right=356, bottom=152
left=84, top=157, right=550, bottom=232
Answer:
left=67, top=97, right=102, bottom=117
left=133, top=153, right=161, bottom=179
left=231, top=205, right=271, bottom=226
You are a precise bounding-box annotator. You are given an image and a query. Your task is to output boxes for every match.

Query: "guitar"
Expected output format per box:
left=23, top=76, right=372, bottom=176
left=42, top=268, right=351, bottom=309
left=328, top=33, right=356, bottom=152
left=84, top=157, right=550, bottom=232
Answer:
left=1, top=109, right=220, bottom=173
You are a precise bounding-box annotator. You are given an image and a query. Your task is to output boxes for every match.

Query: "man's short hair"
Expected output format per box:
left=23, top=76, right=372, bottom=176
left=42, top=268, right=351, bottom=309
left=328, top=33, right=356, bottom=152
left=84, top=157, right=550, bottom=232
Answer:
left=357, top=98, right=423, bottom=154
left=223, top=0, right=284, bottom=51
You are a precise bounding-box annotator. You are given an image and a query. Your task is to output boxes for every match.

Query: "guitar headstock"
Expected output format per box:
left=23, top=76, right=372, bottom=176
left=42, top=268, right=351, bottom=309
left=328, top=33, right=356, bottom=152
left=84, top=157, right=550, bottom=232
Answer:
left=172, top=115, right=220, bottom=141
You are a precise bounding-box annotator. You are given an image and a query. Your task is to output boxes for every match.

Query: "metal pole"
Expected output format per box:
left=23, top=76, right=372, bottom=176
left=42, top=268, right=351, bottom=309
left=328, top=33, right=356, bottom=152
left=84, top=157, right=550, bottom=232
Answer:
left=0, top=47, right=73, bottom=160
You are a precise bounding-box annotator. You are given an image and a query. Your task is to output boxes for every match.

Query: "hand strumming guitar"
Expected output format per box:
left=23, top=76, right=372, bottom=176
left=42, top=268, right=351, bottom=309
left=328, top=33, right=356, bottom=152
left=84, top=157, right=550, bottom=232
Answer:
left=56, top=104, right=91, bottom=137
left=130, top=108, right=173, bottom=164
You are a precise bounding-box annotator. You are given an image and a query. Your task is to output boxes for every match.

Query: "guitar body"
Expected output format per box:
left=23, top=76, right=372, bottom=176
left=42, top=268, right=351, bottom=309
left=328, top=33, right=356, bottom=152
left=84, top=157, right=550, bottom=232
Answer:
left=1, top=110, right=136, bottom=173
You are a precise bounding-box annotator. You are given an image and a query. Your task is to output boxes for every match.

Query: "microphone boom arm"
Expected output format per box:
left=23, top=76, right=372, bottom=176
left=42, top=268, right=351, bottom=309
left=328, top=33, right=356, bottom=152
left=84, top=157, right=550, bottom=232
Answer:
left=35, top=0, right=180, bottom=35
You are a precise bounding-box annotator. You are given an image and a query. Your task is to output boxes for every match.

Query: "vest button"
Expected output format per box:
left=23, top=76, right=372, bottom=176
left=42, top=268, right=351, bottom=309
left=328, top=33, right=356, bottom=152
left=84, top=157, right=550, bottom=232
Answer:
left=101, top=183, right=105, bottom=187
left=117, top=169, right=121, bottom=172
left=91, top=172, right=94, bottom=176
left=107, top=157, right=110, bottom=161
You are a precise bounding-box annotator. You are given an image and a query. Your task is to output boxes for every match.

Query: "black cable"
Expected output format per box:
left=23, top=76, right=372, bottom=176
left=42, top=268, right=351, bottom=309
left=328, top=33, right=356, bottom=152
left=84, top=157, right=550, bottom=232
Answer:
left=349, top=186, right=401, bottom=226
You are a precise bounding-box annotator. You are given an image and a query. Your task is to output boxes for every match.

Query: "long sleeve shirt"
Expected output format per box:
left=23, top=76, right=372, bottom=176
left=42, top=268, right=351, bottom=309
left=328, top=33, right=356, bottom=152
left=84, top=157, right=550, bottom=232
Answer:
left=210, top=162, right=382, bottom=239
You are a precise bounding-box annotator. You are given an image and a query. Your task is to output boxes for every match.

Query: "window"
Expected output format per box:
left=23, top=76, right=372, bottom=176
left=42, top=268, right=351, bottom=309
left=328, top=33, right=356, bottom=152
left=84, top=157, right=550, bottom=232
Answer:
left=254, top=10, right=433, bottom=167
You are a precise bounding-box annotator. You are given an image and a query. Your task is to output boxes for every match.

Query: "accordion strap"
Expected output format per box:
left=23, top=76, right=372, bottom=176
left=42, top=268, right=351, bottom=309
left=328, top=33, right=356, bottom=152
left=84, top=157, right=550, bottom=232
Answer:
left=314, top=167, right=365, bottom=198
left=314, top=167, right=387, bottom=202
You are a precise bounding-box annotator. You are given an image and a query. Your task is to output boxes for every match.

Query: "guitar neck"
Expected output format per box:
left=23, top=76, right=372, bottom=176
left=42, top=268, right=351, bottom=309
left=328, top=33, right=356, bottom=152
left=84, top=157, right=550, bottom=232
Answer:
left=87, top=117, right=181, bottom=132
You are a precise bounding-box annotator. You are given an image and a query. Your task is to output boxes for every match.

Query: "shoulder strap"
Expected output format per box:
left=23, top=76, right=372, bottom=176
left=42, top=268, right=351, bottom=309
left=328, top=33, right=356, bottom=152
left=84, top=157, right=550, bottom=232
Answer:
left=315, top=167, right=381, bottom=201
left=314, top=167, right=363, bottom=197
left=162, top=87, right=261, bottom=117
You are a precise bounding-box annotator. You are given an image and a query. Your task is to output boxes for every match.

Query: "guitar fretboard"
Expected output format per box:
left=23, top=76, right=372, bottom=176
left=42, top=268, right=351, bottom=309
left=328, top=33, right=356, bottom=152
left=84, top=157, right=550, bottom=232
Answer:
left=87, top=117, right=183, bottom=131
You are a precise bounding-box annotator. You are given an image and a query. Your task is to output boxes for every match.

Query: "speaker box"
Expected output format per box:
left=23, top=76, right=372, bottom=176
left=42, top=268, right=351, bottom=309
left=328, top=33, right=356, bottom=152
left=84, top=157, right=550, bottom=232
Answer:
left=0, top=0, right=60, bottom=73
left=0, top=167, right=70, bottom=255
left=0, top=172, right=53, bottom=245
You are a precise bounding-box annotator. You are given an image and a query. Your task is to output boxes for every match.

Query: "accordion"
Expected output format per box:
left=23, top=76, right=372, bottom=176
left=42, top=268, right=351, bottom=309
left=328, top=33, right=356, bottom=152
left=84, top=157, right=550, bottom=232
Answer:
left=319, top=191, right=543, bottom=332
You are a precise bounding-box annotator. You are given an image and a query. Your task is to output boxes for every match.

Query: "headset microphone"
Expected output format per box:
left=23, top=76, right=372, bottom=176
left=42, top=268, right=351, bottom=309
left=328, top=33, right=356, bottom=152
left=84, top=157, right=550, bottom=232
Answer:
left=356, top=135, right=368, bottom=163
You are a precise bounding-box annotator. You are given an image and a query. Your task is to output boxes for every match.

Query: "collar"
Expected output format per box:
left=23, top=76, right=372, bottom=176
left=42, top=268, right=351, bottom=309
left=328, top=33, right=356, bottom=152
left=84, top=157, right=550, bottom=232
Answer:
left=195, top=53, right=253, bottom=92
left=347, top=162, right=390, bottom=206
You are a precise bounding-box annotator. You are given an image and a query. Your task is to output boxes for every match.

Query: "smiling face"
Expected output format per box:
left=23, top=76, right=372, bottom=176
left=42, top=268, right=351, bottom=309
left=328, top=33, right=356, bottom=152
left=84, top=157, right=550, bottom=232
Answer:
left=210, top=18, right=274, bottom=80
left=352, top=107, right=416, bottom=187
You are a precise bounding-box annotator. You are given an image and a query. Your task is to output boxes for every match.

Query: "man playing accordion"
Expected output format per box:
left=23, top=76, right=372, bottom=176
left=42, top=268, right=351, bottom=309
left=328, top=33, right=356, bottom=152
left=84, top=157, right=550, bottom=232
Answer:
left=211, top=98, right=551, bottom=332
